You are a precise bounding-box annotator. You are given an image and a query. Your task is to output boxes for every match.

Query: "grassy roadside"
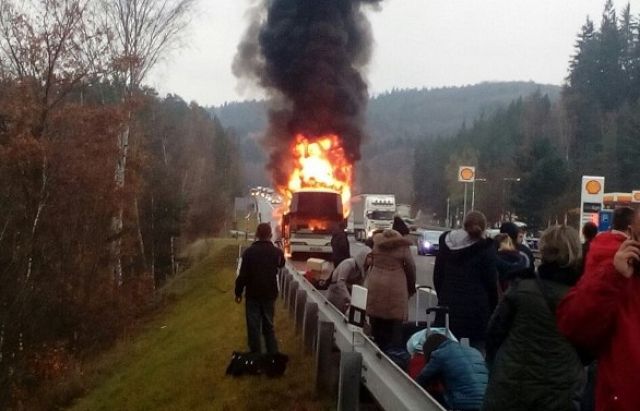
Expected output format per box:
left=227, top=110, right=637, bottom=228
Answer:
left=68, top=239, right=329, bottom=411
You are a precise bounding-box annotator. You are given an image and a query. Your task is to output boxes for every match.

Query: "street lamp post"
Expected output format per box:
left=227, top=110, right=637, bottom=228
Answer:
left=471, top=178, right=487, bottom=211
left=502, top=177, right=521, bottom=222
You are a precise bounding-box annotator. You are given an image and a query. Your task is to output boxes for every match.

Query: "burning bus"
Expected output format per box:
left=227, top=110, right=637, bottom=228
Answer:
left=282, top=189, right=344, bottom=258
left=277, top=135, right=352, bottom=258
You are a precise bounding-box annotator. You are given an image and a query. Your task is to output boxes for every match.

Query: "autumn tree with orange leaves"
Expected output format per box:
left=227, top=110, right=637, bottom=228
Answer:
left=0, top=0, right=239, bottom=407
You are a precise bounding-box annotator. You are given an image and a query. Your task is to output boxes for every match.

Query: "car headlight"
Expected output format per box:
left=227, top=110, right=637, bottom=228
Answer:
left=423, top=241, right=431, bottom=248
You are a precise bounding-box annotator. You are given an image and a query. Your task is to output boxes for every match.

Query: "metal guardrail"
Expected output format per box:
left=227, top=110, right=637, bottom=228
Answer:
left=283, top=261, right=446, bottom=411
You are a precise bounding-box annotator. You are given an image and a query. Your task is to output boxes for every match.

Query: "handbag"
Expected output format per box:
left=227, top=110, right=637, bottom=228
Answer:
left=225, top=351, right=263, bottom=376
left=225, top=351, right=289, bottom=377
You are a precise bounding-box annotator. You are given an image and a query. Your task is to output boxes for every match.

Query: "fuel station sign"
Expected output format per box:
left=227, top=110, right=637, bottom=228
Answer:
left=458, top=166, right=476, bottom=182
left=580, top=176, right=604, bottom=236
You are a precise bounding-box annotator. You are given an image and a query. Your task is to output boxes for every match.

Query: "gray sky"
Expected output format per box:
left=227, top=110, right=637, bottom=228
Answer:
left=148, top=0, right=640, bottom=107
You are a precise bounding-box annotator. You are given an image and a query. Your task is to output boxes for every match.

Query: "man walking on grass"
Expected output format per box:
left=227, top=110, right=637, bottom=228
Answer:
left=235, top=223, right=285, bottom=354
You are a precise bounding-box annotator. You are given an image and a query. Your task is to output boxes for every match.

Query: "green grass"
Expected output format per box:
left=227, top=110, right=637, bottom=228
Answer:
left=69, top=239, right=329, bottom=411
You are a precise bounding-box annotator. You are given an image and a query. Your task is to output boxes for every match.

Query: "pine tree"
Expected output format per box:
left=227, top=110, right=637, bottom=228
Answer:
left=568, top=17, right=598, bottom=98
left=596, top=0, right=626, bottom=110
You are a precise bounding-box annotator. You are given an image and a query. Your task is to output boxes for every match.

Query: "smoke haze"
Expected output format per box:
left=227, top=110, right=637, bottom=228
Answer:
left=233, top=0, right=383, bottom=187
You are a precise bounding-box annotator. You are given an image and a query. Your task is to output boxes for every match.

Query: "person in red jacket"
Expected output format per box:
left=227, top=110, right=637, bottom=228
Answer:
left=557, top=207, right=640, bottom=411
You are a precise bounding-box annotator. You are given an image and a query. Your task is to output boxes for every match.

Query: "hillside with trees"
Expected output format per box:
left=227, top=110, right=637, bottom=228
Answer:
left=213, top=82, right=561, bottom=190
left=0, top=1, right=240, bottom=407
left=414, top=0, right=640, bottom=230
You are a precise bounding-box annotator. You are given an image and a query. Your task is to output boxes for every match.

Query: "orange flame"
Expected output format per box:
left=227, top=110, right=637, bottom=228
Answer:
left=279, top=134, right=352, bottom=215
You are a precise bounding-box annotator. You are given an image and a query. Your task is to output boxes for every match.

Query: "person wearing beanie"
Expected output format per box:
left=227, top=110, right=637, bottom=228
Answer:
left=434, top=211, right=498, bottom=353
left=494, top=233, right=530, bottom=292
left=499, top=222, right=534, bottom=273
left=392, top=215, right=410, bottom=236
left=416, top=334, right=488, bottom=411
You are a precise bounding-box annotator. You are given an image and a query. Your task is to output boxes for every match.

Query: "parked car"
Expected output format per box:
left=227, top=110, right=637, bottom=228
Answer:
left=417, top=230, right=442, bottom=256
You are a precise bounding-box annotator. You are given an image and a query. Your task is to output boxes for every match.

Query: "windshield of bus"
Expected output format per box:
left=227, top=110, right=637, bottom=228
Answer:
left=292, top=192, right=343, bottom=219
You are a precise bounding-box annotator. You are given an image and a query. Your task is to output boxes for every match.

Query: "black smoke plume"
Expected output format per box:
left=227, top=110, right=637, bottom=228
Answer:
left=233, top=0, right=382, bottom=188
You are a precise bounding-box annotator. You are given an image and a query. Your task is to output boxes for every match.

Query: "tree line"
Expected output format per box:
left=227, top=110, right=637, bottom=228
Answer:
left=0, top=0, right=240, bottom=407
left=414, top=0, right=640, bottom=230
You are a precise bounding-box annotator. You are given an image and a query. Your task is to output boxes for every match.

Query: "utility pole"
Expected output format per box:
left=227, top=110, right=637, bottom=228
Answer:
left=471, top=180, right=475, bottom=211
left=463, top=183, right=468, bottom=217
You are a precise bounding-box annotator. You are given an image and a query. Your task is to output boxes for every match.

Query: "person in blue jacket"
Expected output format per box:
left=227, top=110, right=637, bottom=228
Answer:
left=416, top=333, right=488, bottom=411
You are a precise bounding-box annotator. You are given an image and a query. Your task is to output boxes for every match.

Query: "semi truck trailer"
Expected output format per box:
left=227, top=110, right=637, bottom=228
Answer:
left=350, top=194, right=396, bottom=241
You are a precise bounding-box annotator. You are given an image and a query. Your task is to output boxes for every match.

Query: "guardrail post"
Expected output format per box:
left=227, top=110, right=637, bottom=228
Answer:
left=288, top=281, right=299, bottom=315
left=315, top=320, right=338, bottom=398
left=302, top=301, right=318, bottom=354
left=294, top=289, right=307, bottom=334
left=282, top=272, right=291, bottom=301
left=278, top=269, right=284, bottom=296
left=338, top=352, right=362, bottom=411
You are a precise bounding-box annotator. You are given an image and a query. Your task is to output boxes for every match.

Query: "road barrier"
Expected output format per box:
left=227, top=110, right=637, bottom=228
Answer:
left=280, top=261, right=446, bottom=411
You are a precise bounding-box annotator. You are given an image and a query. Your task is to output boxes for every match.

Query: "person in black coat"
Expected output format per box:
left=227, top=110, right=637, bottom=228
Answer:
left=331, top=222, right=350, bottom=268
left=483, top=225, right=584, bottom=411
left=434, top=211, right=498, bottom=353
left=235, top=223, right=285, bottom=354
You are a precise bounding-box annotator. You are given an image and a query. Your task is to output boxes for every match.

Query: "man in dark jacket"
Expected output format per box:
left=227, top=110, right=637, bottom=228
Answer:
left=434, top=211, right=498, bottom=353
left=235, top=223, right=285, bottom=354
left=416, top=333, right=488, bottom=411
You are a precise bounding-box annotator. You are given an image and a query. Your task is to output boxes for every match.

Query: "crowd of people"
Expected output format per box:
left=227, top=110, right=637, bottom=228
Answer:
left=234, top=205, right=640, bottom=411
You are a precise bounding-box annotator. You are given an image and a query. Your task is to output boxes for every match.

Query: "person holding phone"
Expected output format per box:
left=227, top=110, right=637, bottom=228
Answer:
left=557, top=207, right=640, bottom=411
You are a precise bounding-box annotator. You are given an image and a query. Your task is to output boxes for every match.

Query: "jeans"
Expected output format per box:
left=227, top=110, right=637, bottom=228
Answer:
left=246, top=298, right=278, bottom=354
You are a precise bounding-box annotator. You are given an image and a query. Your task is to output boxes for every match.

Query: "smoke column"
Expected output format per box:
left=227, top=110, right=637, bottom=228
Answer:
left=233, top=0, right=382, bottom=188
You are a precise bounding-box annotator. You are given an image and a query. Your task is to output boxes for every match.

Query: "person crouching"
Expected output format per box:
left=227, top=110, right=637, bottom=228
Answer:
left=416, top=333, right=488, bottom=411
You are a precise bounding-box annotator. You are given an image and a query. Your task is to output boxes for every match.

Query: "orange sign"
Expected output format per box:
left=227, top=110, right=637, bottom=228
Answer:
left=585, top=180, right=602, bottom=195
left=458, top=166, right=475, bottom=182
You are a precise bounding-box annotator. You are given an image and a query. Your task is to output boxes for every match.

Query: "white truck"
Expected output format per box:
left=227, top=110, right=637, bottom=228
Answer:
left=281, top=189, right=344, bottom=258
left=350, top=194, right=396, bottom=241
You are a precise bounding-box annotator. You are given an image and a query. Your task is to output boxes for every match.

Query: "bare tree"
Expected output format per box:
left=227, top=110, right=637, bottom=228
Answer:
left=0, top=0, right=109, bottom=135
left=97, top=0, right=196, bottom=286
